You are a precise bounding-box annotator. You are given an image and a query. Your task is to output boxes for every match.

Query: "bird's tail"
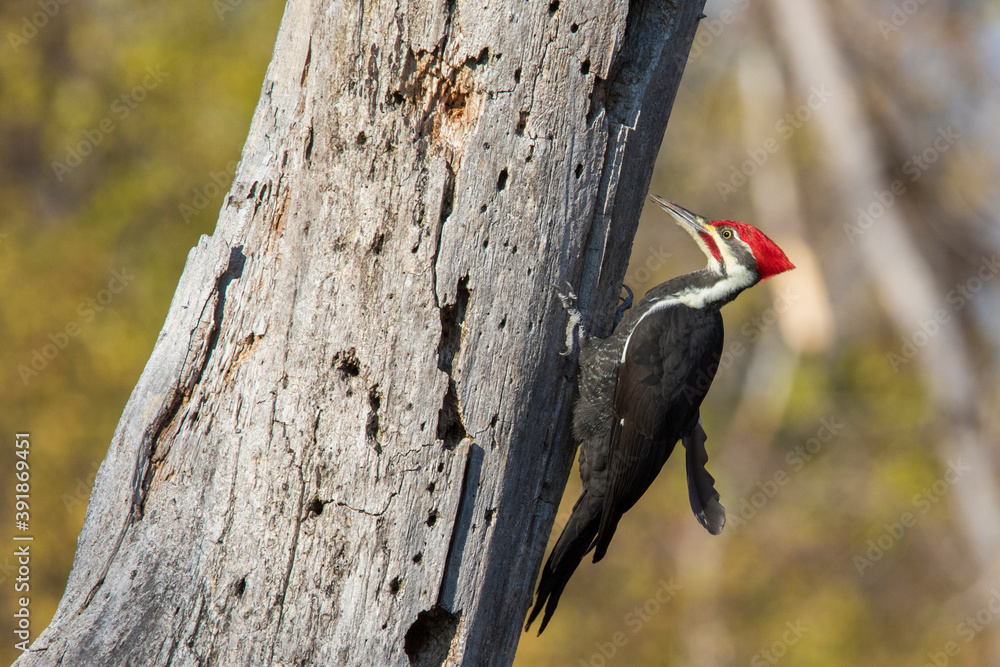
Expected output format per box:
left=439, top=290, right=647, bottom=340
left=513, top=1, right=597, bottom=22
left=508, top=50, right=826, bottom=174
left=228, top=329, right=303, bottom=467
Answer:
left=682, top=418, right=726, bottom=535
left=524, top=490, right=602, bottom=635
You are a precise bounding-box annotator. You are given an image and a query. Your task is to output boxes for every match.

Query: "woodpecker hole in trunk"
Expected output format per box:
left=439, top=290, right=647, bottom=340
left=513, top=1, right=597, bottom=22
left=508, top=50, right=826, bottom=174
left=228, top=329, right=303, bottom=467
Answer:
left=403, top=606, right=460, bottom=667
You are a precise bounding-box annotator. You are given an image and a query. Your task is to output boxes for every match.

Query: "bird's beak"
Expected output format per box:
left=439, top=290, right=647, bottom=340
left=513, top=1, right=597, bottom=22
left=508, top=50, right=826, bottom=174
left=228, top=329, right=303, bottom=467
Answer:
left=649, top=195, right=711, bottom=236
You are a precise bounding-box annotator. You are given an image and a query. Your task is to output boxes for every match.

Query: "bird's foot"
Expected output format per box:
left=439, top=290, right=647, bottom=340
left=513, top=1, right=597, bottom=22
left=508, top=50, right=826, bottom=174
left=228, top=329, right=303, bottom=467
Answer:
left=613, top=284, right=633, bottom=328
left=557, top=281, right=585, bottom=358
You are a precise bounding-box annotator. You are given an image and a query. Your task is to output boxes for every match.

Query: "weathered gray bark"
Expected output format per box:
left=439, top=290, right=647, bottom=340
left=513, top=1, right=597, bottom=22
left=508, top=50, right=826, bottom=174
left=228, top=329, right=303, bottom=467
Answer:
left=18, top=0, right=704, bottom=664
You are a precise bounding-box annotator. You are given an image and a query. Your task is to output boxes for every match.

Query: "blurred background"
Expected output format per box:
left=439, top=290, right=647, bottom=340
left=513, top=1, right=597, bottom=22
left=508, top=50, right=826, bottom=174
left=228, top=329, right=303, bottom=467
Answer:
left=1, top=0, right=998, bottom=665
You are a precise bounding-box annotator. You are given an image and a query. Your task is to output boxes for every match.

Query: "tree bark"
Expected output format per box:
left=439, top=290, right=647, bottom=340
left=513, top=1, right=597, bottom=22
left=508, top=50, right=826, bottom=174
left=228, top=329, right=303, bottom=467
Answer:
left=18, top=0, right=704, bottom=664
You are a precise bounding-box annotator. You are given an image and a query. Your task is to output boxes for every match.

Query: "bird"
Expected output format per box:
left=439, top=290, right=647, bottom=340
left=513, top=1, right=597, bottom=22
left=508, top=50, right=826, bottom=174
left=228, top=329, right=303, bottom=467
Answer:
left=526, top=196, right=795, bottom=634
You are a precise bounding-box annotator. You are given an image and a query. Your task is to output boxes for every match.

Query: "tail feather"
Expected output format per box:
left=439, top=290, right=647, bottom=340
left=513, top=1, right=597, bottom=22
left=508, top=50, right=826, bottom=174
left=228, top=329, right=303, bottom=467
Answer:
left=525, top=491, right=602, bottom=635
left=682, top=418, right=726, bottom=535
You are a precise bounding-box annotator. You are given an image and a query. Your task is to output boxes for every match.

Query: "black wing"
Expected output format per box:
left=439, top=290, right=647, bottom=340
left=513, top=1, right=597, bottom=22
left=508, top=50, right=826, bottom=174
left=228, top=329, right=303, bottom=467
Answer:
left=593, top=303, right=723, bottom=561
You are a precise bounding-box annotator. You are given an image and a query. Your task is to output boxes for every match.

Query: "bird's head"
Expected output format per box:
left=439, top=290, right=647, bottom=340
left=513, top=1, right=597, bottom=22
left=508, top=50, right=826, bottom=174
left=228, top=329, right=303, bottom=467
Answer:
left=650, top=195, right=795, bottom=283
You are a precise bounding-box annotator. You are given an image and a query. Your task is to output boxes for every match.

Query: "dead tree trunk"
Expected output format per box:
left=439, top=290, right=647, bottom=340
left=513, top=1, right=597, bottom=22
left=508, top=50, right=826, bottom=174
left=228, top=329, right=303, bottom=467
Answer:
left=18, top=1, right=704, bottom=664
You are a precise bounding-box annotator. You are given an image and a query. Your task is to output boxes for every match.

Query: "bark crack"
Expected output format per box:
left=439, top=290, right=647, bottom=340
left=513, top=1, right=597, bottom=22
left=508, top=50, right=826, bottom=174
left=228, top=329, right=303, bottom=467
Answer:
left=299, top=37, right=312, bottom=86
left=429, top=158, right=456, bottom=310
left=436, top=441, right=483, bottom=612
left=579, top=0, right=686, bottom=328
left=336, top=494, right=397, bottom=517
left=266, top=469, right=307, bottom=667
left=435, top=276, right=469, bottom=450
left=367, top=383, right=383, bottom=454
left=137, top=246, right=247, bottom=518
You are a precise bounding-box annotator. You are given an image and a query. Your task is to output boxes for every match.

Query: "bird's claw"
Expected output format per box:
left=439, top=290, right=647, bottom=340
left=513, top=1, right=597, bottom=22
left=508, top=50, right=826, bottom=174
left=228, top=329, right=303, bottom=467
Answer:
left=556, top=281, right=584, bottom=358
left=557, top=281, right=578, bottom=312
left=614, top=284, right=633, bottom=327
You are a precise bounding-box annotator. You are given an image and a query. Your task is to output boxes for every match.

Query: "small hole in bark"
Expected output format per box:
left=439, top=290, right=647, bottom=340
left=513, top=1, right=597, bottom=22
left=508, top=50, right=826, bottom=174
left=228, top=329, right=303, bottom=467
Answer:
left=235, top=577, right=247, bottom=597
left=575, top=163, right=584, bottom=178
left=356, top=131, right=367, bottom=146
left=427, top=482, right=435, bottom=494
left=571, top=22, right=579, bottom=32
left=366, top=384, right=382, bottom=446
left=336, top=348, right=361, bottom=378
left=515, top=110, right=529, bottom=135
left=427, top=510, right=438, bottom=527
left=513, top=68, right=521, bottom=84
left=413, top=552, right=423, bottom=564
left=548, top=0, right=559, bottom=13
left=307, top=498, right=325, bottom=516
left=389, top=576, right=401, bottom=595
left=496, top=169, right=508, bottom=191
left=580, top=59, right=590, bottom=75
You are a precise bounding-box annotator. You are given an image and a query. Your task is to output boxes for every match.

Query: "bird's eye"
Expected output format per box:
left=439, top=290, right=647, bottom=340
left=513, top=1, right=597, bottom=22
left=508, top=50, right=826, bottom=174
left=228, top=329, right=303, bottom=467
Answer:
left=720, top=228, right=733, bottom=239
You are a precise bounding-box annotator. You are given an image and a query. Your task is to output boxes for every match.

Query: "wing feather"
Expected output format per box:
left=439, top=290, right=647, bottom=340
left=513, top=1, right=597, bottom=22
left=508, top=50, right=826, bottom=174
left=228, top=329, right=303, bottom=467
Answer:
left=593, top=304, right=723, bottom=561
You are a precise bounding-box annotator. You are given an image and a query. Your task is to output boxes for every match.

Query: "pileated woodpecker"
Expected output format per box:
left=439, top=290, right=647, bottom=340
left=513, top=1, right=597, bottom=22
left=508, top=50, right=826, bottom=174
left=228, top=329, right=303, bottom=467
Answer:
left=526, top=196, right=795, bottom=634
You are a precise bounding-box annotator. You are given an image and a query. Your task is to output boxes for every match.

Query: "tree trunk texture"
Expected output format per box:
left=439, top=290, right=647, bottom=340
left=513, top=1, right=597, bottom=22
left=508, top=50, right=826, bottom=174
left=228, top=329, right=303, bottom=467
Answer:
left=19, top=0, right=704, bottom=664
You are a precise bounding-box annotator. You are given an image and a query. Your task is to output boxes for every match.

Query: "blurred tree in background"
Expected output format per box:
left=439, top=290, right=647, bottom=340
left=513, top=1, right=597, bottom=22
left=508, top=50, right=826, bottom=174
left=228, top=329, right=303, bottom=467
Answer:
left=3, top=0, right=999, bottom=666
left=0, top=1, right=285, bottom=664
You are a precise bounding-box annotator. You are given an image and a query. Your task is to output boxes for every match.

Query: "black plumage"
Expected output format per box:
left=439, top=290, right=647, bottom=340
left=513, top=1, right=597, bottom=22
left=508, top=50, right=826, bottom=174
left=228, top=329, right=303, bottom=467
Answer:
left=526, top=198, right=795, bottom=634
left=526, top=278, right=727, bottom=633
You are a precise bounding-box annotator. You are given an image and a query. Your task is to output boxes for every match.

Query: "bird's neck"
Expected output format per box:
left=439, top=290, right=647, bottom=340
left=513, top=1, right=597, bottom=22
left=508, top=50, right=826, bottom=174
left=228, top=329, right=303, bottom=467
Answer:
left=645, top=266, right=757, bottom=310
